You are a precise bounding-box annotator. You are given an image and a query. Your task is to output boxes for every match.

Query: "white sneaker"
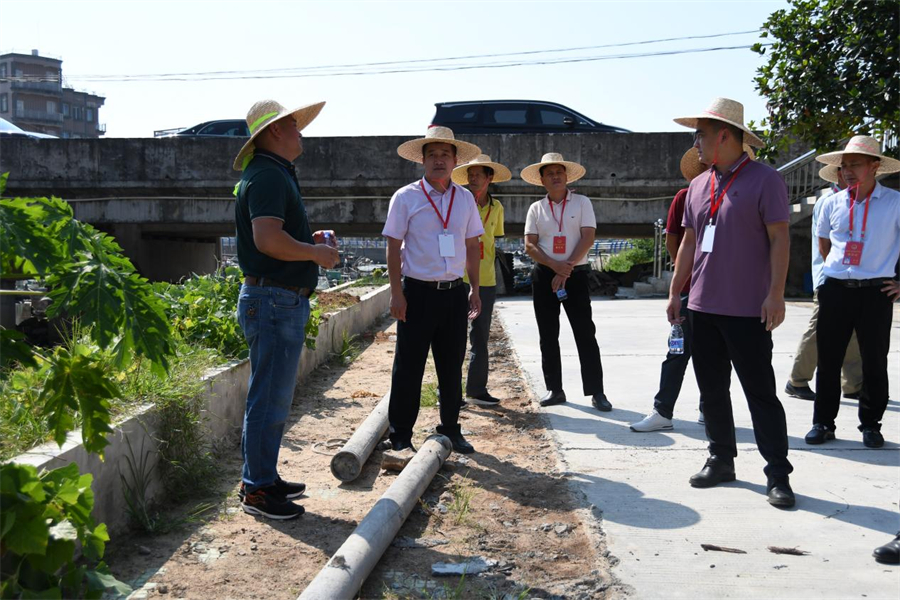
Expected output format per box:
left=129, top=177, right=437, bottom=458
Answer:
left=698, top=412, right=705, bottom=425
left=629, top=411, right=674, bottom=432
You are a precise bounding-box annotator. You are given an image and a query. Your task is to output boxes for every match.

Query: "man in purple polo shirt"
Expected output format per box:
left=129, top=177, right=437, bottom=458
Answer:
left=668, top=98, right=795, bottom=508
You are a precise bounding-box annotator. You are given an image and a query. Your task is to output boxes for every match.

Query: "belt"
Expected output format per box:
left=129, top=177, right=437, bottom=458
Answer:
left=404, top=277, right=464, bottom=290
left=830, top=277, right=887, bottom=289
left=244, top=276, right=313, bottom=297
left=536, top=263, right=592, bottom=273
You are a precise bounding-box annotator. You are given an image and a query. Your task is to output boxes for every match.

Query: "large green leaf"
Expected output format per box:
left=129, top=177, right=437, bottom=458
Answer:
left=84, top=563, right=131, bottom=597
left=0, top=198, right=63, bottom=275
left=0, top=328, right=38, bottom=371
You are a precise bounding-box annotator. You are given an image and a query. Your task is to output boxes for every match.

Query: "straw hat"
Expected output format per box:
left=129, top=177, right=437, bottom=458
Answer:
left=520, top=152, right=586, bottom=186
left=818, top=165, right=841, bottom=185
left=232, top=99, right=325, bottom=171
left=815, top=135, right=900, bottom=175
left=451, top=154, right=512, bottom=185
left=397, top=125, right=481, bottom=164
left=673, top=97, right=764, bottom=148
left=679, top=144, right=756, bottom=182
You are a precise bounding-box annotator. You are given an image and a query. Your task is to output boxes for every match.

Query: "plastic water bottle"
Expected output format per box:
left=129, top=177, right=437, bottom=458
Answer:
left=668, top=323, right=684, bottom=355
left=323, top=231, right=336, bottom=248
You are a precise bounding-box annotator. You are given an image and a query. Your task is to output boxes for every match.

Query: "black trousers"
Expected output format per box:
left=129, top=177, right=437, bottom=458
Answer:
left=691, top=310, right=792, bottom=478
left=532, top=264, right=604, bottom=395
left=814, top=278, right=894, bottom=431
left=388, top=278, right=468, bottom=446
left=465, top=285, right=497, bottom=397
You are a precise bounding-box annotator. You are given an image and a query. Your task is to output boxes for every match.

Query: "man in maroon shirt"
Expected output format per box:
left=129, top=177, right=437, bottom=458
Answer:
left=630, top=148, right=706, bottom=432
left=669, top=98, right=794, bottom=509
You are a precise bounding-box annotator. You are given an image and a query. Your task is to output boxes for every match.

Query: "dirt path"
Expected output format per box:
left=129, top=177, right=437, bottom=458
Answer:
left=107, top=314, right=618, bottom=600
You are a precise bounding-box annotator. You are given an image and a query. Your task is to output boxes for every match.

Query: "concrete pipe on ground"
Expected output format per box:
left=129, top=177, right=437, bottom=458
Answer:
left=299, top=434, right=453, bottom=600
left=330, top=391, right=391, bottom=482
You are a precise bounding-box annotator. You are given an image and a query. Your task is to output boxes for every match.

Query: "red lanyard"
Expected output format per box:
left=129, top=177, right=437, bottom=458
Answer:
left=708, top=157, right=751, bottom=224
left=548, top=191, right=570, bottom=233
left=848, top=185, right=873, bottom=240
left=481, top=199, right=492, bottom=228
left=420, top=179, right=456, bottom=231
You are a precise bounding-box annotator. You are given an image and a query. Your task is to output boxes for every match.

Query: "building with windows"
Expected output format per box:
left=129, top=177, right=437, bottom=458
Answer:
left=0, top=49, right=105, bottom=138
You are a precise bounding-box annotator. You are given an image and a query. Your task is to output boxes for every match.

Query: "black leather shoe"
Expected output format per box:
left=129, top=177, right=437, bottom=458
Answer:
left=591, top=393, right=613, bottom=412
left=539, top=390, right=567, bottom=407
left=467, top=392, right=501, bottom=407
left=689, top=457, right=736, bottom=488
left=444, top=432, right=475, bottom=454
left=766, top=476, right=796, bottom=508
left=843, top=391, right=861, bottom=400
left=862, top=427, right=884, bottom=448
left=785, top=381, right=816, bottom=401
left=804, top=424, right=835, bottom=445
left=873, top=533, right=900, bottom=564
left=391, top=440, right=415, bottom=452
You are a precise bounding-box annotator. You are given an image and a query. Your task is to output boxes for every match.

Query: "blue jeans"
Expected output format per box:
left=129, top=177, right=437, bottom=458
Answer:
left=237, top=284, right=310, bottom=493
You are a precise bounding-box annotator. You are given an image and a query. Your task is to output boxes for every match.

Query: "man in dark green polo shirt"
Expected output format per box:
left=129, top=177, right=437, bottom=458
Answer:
left=232, top=99, right=339, bottom=520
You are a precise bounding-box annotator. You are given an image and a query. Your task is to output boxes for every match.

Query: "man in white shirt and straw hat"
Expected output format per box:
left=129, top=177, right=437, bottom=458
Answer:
left=522, top=153, right=612, bottom=413
left=785, top=165, right=863, bottom=404
left=806, top=135, right=900, bottom=449
left=233, top=99, right=340, bottom=520
left=451, top=154, right=510, bottom=407
left=382, top=126, right=484, bottom=456
left=669, top=97, right=795, bottom=508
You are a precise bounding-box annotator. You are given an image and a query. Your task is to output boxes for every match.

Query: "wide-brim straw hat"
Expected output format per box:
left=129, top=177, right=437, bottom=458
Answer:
left=815, top=135, right=900, bottom=175
left=397, top=125, right=481, bottom=164
left=451, top=154, right=512, bottom=185
left=673, top=97, right=764, bottom=148
left=520, top=152, right=586, bottom=186
left=819, top=164, right=841, bottom=185
left=232, top=99, right=325, bottom=171
left=679, top=144, right=756, bottom=182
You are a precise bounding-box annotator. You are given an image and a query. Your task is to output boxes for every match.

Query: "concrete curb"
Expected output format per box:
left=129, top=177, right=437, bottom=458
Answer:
left=12, top=283, right=391, bottom=534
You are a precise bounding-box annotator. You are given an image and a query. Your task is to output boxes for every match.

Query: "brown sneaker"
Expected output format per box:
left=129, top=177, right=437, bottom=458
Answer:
left=381, top=447, right=416, bottom=472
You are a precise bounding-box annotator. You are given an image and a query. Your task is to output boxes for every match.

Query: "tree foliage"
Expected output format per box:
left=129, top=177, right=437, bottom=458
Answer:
left=752, top=0, right=899, bottom=159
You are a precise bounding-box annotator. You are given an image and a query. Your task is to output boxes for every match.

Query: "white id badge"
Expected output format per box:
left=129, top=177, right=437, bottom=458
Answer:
left=701, top=224, right=716, bottom=253
left=439, top=233, right=455, bottom=257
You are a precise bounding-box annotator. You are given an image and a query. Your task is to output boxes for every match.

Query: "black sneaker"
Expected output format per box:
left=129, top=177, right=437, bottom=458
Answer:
left=238, top=477, right=306, bottom=501
left=785, top=382, right=816, bottom=401
left=804, top=424, right=836, bottom=445
left=467, top=392, right=500, bottom=407
left=861, top=427, right=884, bottom=448
left=241, top=486, right=304, bottom=520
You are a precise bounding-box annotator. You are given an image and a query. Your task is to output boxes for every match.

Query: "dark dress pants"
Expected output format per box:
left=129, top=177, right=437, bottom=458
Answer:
left=814, top=278, right=893, bottom=431
left=465, top=285, right=497, bottom=397
left=388, top=278, right=468, bottom=446
left=653, top=293, right=699, bottom=420
left=691, top=310, right=792, bottom=478
left=532, top=264, right=604, bottom=395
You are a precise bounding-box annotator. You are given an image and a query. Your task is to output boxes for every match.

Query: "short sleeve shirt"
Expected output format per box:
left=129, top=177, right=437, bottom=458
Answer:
left=464, top=195, right=505, bottom=287
left=382, top=179, right=484, bottom=281
left=524, top=192, right=597, bottom=265
left=816, top=183, right=900, bottom=281
left=682, top=156, right=790, bottom=317
left=234, top=150, right=318, bottom=289
left=666, top=188, right=691, bottom=294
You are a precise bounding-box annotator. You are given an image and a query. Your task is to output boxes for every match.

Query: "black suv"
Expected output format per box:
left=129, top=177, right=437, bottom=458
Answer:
left=431, top=100, right=630, bottom=134
left=154, top=119, right=249, bottom=138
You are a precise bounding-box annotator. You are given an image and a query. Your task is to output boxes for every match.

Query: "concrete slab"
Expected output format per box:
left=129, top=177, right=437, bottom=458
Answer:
left=497, top=297, right=900, bottom=599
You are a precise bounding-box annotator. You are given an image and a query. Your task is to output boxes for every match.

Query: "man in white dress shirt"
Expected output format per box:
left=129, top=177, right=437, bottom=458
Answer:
left=382, top=126, right=484, bottom=455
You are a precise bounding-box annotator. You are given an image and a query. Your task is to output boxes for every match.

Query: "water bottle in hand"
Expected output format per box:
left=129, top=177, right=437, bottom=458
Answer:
left=668, top=323, right=684, bottom=355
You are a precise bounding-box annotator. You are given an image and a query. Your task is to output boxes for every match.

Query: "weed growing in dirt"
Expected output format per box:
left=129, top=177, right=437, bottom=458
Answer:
left=335, top=330, right=361, bottom=366
left=448, top=472, right=479, bottom=526
left=420, top=382, right=439, bottom=407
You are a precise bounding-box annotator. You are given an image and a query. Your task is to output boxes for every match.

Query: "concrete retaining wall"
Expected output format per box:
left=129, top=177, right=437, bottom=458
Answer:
left=12, top=283, right=391, bottom=535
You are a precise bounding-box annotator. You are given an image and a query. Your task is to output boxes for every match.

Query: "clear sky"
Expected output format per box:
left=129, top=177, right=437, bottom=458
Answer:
left=1, top=0, right=789, bottom=138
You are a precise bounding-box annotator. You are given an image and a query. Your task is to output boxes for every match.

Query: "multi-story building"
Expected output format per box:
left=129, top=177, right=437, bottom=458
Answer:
left=0, top=49, right=105, bottom=138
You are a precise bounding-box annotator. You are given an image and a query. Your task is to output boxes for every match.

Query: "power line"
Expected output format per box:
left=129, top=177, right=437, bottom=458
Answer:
left=67, top=29, right=762, bottom=82
left=69, top=43, right=768, bottom=83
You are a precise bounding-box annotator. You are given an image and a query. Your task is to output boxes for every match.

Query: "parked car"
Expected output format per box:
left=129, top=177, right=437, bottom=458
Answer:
left=0, top=117, right=58, bottom=139
left=431, top=100, right=630, bottom=134
left=154, top=119, right=249, bottom=138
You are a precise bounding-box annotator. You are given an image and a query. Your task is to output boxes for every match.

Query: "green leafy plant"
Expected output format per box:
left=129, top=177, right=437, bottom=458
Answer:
left=447, top=472, right=479, bottom=526
left=602, top=239, right=654, bottom=273
left=751, top=0, right=899, bottom=160
left=0, top=462, right=132, bottom=599
left=1, top=174, right=174, bottom=597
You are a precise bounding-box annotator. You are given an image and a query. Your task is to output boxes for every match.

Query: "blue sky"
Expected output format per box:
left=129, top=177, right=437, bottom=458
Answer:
left=1, top=0, right=789, bottom=137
